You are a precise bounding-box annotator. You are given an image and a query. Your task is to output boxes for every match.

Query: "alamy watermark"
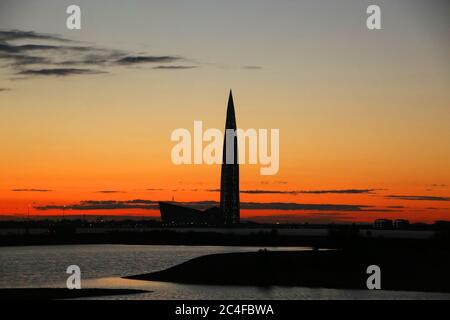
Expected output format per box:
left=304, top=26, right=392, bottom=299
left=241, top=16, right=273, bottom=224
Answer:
left=65, top=4, right=381, bottom=31
left=366, top=265, right=381, bottom=290
left=66, top=265, right=81, bottom=289
left=171, top=121, right=280, bottom=175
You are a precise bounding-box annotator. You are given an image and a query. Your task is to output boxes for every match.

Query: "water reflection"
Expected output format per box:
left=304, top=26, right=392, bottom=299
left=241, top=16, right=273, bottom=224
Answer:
left=1, top=244, right=449, bottom=300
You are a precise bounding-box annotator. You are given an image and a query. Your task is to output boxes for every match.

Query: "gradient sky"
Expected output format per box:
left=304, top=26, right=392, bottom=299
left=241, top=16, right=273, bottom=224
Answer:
left=0, top=0, right=449, bottom=223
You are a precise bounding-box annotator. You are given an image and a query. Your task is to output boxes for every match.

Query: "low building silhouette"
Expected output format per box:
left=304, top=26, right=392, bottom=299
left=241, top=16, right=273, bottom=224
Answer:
left=374, top=219, right=393, bottom=230
left=394, top=219, right=410, bottom=229
left=159, top=202, right=222, bottom=226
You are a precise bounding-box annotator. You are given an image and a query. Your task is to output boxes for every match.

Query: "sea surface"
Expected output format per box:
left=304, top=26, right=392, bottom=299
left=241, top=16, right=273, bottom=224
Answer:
left=1, top=244, right=449, bottom=300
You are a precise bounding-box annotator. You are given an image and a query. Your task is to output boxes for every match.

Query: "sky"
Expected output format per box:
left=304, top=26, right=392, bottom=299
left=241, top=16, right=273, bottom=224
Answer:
left=0, top=0, right=449, bottom=223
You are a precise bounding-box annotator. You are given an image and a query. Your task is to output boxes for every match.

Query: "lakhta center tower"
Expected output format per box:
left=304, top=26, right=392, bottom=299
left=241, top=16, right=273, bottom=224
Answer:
left=220, top=90, right=240, bottom=225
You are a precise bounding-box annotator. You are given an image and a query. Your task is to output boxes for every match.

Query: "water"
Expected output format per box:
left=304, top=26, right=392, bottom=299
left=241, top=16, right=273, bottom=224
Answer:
left=0, top=244, right=449, bottom=300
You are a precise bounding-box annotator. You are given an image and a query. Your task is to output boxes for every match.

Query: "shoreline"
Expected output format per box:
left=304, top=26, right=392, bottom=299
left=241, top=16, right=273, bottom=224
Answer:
left=0, top=288, right=149, bottom=300
left=124, top=249, right=450, bottom=293
left=1, top=228, right=447, bottom=248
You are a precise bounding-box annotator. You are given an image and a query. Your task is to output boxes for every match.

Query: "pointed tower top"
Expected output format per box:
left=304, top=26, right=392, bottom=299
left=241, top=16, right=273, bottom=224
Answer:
left=225, top=90, right=236, bottom=129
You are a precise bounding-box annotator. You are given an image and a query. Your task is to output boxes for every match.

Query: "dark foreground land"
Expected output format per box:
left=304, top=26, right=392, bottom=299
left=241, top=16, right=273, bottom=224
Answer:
left=125, top=247, right=450, bottom=293
left=0, top=288, right=149, bottom=300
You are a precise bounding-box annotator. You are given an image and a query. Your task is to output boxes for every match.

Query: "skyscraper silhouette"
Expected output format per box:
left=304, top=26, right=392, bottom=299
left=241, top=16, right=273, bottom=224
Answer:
left=160, top=91, right=240, bottom=226
left=220, top=90, right=240, bottom=225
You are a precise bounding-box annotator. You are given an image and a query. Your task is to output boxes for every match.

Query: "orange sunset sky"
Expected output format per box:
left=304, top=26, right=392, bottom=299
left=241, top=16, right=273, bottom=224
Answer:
left=0, top=0, right=449, bottom=223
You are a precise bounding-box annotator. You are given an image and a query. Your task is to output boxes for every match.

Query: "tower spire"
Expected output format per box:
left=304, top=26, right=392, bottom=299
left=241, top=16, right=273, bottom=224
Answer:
left=220, top=90, right=240, bottom=225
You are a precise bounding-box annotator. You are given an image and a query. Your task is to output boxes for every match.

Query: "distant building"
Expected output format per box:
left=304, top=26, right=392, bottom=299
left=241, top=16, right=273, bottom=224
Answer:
left=435, top=220, right=450, bottom=230
left=159, top=91, right=240, bottom=226
left=374, top=219, right=393, bottom=229
left=394, top=219, right=410, bottom=229
left=159, top=202, right=222, bottom=226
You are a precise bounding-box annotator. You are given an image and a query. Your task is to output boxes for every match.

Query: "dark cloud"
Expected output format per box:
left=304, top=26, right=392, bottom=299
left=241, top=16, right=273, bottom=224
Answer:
left=34, top=199, right=380, bottom=212
left=0, top=42, right=21, bottom=53
left=300, top=189, right=379, bottom=194
left=0, top=43, right=61, bottom=53
left=153, top=65, right=197, bottom=70
left=385, top=195, right=450, bottom=201
left=0, top=30, right=68, bottom=42
left=125, top=199, right=158, bottom=204
left=96, top=190, right=124, bottom=194
left=0, top=42, right=116, bottom=57
left=261, top=181, right=288, bottom=185
left=0, top=52, right=52, bottom=66
left=244, top=213, right=354, bottom=224
left=12, top=188, right=51, bottom=192
left=35, top=199, right=159, bottom=211
left=203, top=201, right=398, bottom=212
left=116, top=56, right=180, bottom=65
left=240, top=202, right=370, bottom=211
left=0, top=29, right=193, bottom=79
left=207, top=189, right=300, bottom=194
left=0, top=40, right=114, bottom=59
left=206, top=188, right=378, bottom=195
left=16, top=68, right=106, bottom=77
left=242, top=66, right=263, bottom=69
left=0, top=41, right=123, bottom=63
left=60, top=51, right=125, bottom=66
left=0, top=87, right=10, bottom=92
